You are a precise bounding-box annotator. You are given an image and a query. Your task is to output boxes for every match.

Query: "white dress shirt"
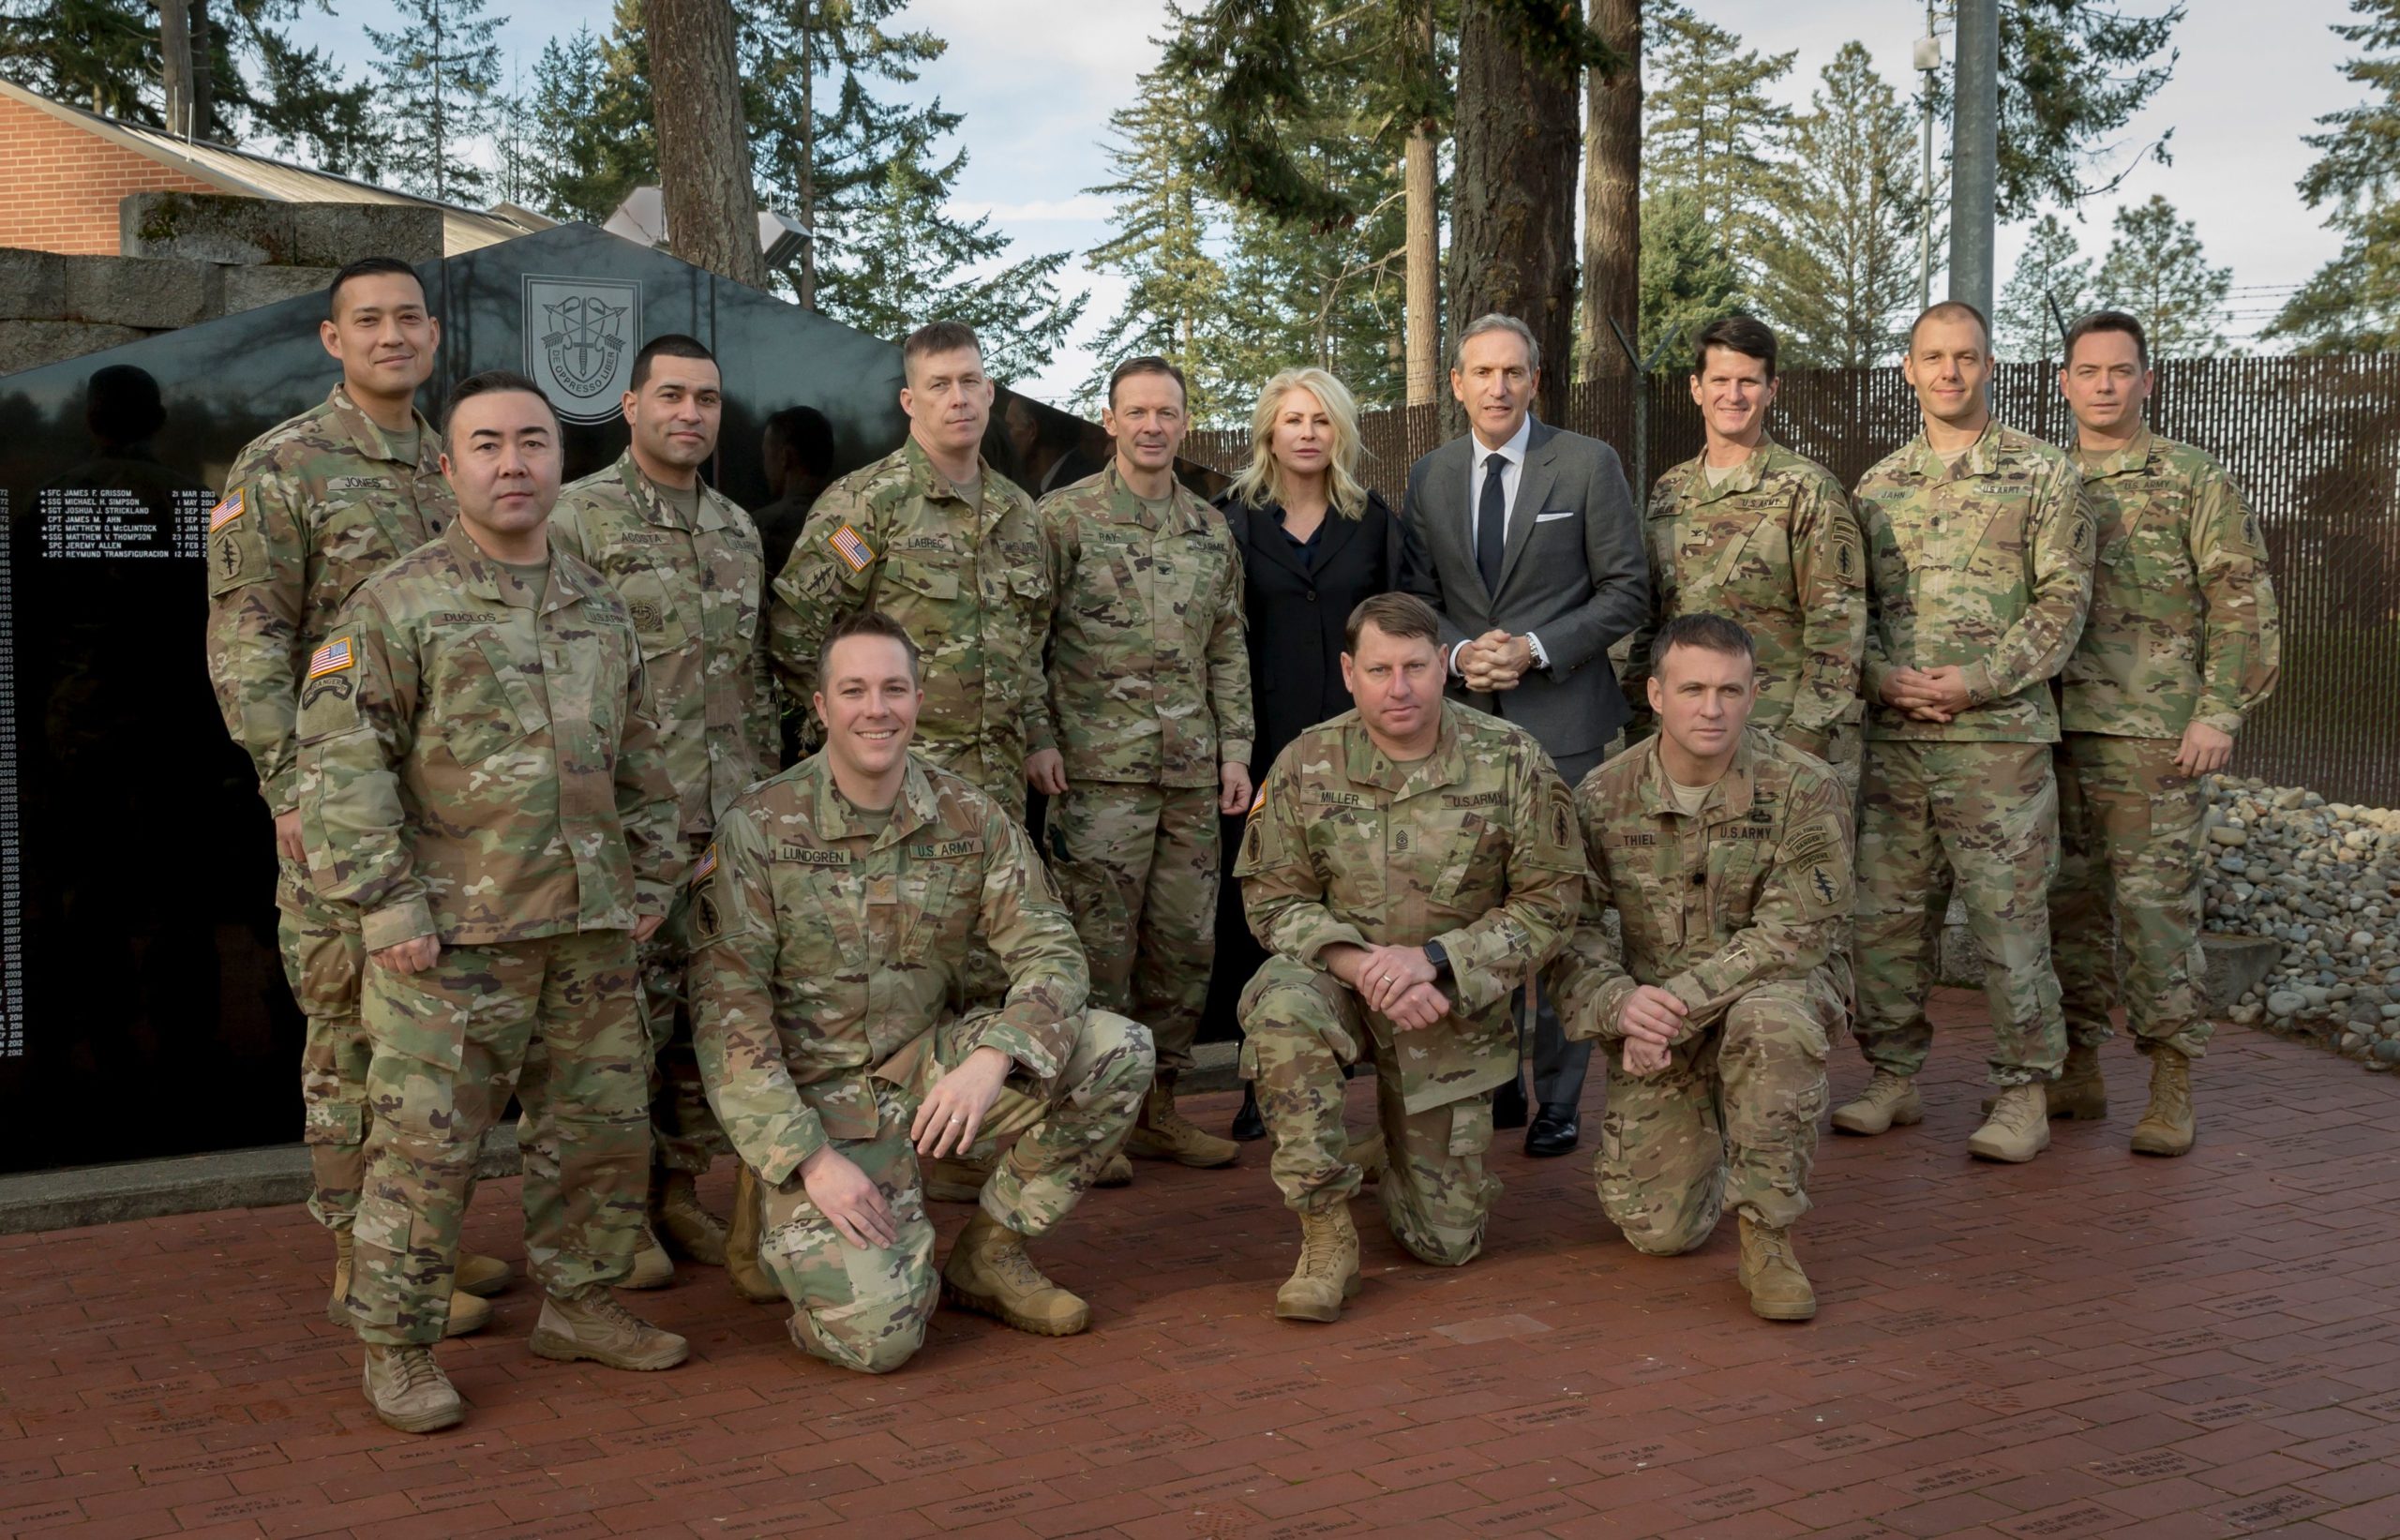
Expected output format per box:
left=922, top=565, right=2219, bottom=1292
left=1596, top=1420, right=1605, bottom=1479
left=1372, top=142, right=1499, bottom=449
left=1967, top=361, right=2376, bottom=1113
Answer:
left=1452, top=412, right=1549, bottom=676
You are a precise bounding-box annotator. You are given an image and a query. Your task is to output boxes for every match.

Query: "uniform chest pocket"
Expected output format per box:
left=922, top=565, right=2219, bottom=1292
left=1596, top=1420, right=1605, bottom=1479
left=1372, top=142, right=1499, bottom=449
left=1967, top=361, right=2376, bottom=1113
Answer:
left=897, top=849, right=977, bottom=961
left=2106, top=500, right=2191, bottom=575
left=880, top=559, right=963, bottom=635
left=441, top=631, right=550, bottom=766
left=1700, top=507, right=1780, bottom=590
left=1926, top=491, right=2022, bottom=573
left=1706, top=827, right=1770, bottom=923
left=613, top=564, right=690, bottom=660
left=773, top=858, right=868, bottom=971
left=1167, top=531, right=1227, bottom=639
left=1425, top=811, right=1503, bottom=912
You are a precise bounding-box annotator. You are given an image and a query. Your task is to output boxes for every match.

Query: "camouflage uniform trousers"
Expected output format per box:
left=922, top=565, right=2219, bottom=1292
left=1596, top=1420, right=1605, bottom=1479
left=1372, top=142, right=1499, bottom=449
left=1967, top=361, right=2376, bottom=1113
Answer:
left=1048, top=780, right=1218, bottom=1074
left=2050, top=733, right=2211, bottom=1060
left=1853, top=740, right=2066, bottom=1086
left=753, top=1009, right=1153, bottom=1375
left=281, top=857, right=368, bottom=1233
left=1238, top=957, right=1501, bottom=1268
left=346, top=929, right=650, bottom=1347
left=1596, top=976, right=1840, bottom=1256
left=639, top=837, right=732, bottom=1175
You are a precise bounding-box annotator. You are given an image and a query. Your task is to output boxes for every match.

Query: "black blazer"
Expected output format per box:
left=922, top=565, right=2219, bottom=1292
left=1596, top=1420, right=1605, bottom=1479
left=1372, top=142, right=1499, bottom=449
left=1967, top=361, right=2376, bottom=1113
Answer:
left=1221, top=487, right=1438, bottom=772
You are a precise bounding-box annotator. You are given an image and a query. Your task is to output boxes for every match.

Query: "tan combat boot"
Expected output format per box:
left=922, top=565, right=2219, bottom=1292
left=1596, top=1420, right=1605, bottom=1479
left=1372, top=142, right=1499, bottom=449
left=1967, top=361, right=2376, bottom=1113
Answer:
left=1736, top=1216, right=1818, bottom=1323
left=940, top=1212, right=1089, bottom=1336
left=922, top=1152, right=995, bottom=1203
left=531, top=1290, right=690, bottom=1370
left=653, top=1171, right=728, bottom=1264
left=454, top=1252, right=514, bottom=1298
left=1274, top=1203, right=1361, bottom=1323
left=1983, top=1041, right=2107, bottom=1121
left=2129, top=1048, right=2196, bottom=1157
left=724, top=1163, right=781, bottom=1304
left=1967, top=1084, right=2052, bottom=1162
left=1125, top=1074, right=1240, bottom=1168
left=620, top=1226, right=675, bottom=1290
left=1830, top=1070, right=1923, bottom=1135
left=328, top=1232, right=493, bottom=1338
left=361, top=1343, right=462, bottom=1433
left=1094, top=1152, right=1132, bottom=1188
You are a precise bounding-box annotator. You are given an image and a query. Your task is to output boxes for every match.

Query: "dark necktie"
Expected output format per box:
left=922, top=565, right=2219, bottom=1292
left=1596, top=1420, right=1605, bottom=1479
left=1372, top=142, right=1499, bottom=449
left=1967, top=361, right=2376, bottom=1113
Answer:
left=1477, top=451, right=1508, bottom=592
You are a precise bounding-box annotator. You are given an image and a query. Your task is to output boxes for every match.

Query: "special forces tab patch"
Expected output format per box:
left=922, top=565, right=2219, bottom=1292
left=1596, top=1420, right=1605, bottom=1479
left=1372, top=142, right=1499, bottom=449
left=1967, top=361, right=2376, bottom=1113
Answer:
left=828, top=523, right=878, bottom=574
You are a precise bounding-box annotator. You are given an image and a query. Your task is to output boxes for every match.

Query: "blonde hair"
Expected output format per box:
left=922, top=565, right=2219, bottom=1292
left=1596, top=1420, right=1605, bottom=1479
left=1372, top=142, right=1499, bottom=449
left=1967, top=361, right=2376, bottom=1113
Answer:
left=1225, top=366, right=1371, bottom=519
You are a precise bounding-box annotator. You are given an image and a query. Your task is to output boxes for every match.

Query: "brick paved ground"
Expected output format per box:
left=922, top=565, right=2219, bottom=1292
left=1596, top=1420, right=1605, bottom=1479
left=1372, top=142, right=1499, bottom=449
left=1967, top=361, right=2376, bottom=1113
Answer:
left=6, top=992, right=2400, bottom=1540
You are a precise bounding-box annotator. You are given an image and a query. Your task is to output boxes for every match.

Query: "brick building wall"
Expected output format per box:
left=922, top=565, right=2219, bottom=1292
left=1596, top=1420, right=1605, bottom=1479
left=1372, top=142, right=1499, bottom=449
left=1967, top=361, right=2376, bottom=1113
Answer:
left=0, top=95, right=218, bottom=257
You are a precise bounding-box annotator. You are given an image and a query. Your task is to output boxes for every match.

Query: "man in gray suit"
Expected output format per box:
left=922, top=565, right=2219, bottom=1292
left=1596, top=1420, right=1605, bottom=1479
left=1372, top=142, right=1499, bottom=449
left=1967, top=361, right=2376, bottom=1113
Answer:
left=1402, top=313, right=1648, bottom=1156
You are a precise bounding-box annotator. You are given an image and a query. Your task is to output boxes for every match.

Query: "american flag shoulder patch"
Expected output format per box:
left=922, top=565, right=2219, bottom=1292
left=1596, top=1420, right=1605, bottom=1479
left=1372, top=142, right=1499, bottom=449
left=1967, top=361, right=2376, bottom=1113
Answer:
left=828, top=523, right=877, bottom=573
left=208, top=487, right=246, bottom=531
left=691, top=844, right=718, bottom=885
left=308, top=636, right=354, bottom=679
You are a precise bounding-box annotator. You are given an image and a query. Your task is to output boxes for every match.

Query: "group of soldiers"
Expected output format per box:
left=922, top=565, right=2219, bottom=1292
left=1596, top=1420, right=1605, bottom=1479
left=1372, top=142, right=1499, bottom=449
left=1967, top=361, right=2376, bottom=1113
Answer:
left=202, top=253, right=2276, bottom=1436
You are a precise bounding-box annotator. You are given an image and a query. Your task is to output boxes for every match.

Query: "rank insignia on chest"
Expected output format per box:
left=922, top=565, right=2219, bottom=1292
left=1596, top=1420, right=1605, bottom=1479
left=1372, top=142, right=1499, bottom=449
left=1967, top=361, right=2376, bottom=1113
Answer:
left=307, top=636, right=354, bottom=679
left=829, top=523, right=878, bottom=573
left=208, top=487, right=246, bottom=531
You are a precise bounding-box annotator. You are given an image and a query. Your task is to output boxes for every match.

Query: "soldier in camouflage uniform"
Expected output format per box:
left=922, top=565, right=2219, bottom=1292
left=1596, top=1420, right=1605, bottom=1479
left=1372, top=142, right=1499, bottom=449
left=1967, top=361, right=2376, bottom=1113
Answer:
left=690, top=611, right=1151, bottom=1372
left=1238, top=594, right=1583, bottom=1322
left=549, top=335, right=776, bottom=1280
left=771, top=321, right=1050, bottom=820
left=1624, top=316, right=1866, bottom=789
left=298, top=373, right=690, bottom=1433
left=2047, top=310, right=2280, bottom=1156
left=1552, top=615, right=1851, bottom=1322
left=203, top=256, right=505, bottom=1336
left=1836, top=301, right=2094, bottom=1163
left=1036, top=356, right=1254, bottom=1174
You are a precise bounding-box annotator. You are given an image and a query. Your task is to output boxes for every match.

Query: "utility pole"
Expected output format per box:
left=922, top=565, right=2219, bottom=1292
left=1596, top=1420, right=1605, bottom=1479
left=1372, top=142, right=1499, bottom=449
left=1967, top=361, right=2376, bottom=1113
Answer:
left=1915, top=5, right=1941, bottom=314
left=1950, top=0, right=1999, bottom=315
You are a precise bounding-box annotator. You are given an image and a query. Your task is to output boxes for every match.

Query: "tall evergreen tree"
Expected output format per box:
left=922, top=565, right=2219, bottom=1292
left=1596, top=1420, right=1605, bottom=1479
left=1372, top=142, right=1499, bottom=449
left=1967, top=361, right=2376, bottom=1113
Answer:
left=2267, top=0, right=2400, bottom=352
left=363, top=0, right=505, bottom=202
left=1753, top=42, right=1920, bottom=367
left=2093, top=194, right=2229, bottom=358
left=1996, top=213, right=2094, bottom=359
left=1642, top=1, right=1792, bottom=279
left=528, top=7, right=653, bottom=223
left=1989, top=1, right=2184, bottom=218
left=1639, top=187, right=1739, bottom=366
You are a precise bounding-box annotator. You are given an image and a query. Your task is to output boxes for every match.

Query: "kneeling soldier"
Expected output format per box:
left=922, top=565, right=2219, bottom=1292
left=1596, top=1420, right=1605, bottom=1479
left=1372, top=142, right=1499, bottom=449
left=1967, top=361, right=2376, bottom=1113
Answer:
left=1552, top=614, right=1852, bottom=1321
left=689, top=610, right=1152, bottom=1373
left=1237, top=593, right=1583, bottom=1322
left=300, top=371, right=691, bottom=1432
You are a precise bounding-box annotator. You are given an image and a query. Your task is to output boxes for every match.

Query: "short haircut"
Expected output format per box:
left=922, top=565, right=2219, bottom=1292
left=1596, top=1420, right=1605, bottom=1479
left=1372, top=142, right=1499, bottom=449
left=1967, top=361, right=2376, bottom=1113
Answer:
left=630, top=333, right=716, bottom=394
left=2063, top=308, right=2150, bottom=371
left=326, top=256, right=424, bottom=321
left=764, top=405, right=835, bottom=477
left=442, top=368, right=557, bottom=437
left=1344, top=591, right=1445, bottom=652
left=1909, top=299, right=1990, bottom=351
left=1107, top=355, right=1187, bottom=408
left=1452, top=312, right=1540, bottom=373
left=817, top=607, right=922, bottom=689
left=902, top=321, right=984, bottom=380
left=1653, top=612, right=1757, bottom=668
left=1693, top=314, right=1779, bottom=381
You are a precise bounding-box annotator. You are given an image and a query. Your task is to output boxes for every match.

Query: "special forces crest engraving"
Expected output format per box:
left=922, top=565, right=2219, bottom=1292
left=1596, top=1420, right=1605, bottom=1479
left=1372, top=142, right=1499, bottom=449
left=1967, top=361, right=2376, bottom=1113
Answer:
left=523, top=276, right=644, bottom=423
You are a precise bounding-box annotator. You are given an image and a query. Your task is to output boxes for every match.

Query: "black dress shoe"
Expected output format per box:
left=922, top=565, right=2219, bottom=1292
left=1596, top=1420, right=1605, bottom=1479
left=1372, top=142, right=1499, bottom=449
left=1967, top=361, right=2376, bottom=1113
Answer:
left=1492, top=1072, right=1530, bottom=1130
left=1229, top=1084, right=1267, bottom=1142
left=1524, top=1104, right=1580, bottom=1158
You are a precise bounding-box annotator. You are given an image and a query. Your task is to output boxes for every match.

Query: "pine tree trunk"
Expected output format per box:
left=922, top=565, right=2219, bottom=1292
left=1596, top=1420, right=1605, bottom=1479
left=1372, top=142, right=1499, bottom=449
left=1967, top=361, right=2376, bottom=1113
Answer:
left=1402, top=0, right=1441, bottom=408
left=643, top=0, right=769, bottom=288
left=1577, top=0, right=1639, bottom=392
left=188, top=0, right=213, bottom=136
left=1448, top=0, right=1582, bottom=432
left=159, top=0, right=194, bottom=137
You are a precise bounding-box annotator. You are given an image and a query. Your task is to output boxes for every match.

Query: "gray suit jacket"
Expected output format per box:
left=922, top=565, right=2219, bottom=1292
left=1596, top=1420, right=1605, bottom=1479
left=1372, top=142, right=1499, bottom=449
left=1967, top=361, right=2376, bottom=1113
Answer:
left=1401, top=421, right=1649, bottom=760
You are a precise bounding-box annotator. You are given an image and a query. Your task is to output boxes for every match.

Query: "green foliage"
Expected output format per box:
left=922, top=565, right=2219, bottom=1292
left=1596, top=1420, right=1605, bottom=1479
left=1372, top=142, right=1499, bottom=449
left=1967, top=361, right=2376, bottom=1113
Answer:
left=1753, top=42, right=1923, bottom=368
left=1639, top=187, right=1740, bottom=368
left=1642, top=1, right=1794, bottom=277
left=2269, top=0, right=2400, bottom=351
left=2093, top=194, right=2229, bottom=357
left=524, top=12, right=653, bottom=223
left=1997, top=213, right=2094, bottom=359
left=363, top=0, right=504, bottom=202
left=1989, top=0, right=2183, bottom=218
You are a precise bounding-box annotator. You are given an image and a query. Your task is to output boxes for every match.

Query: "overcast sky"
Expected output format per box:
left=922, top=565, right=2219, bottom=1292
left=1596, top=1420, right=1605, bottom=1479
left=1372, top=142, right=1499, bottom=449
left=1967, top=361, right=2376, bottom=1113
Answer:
left=295, top=0, right=2359, bottom=405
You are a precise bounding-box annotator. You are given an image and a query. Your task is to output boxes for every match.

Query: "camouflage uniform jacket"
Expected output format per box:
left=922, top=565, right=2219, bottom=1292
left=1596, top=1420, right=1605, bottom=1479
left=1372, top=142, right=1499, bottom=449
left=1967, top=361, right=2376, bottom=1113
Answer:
left=551, top=450, right=777, bottom=838
left=769, top=437, right=1051, bottom=795
left=686, top=753, right=1088, bottom=1183
left=1626, top=439, right=1866, bottom=750
left=1855, top=419, right=2093, bottom=742
left=1551, top=728, right=1853, bottom=1047
left=297, top=519, right=682, bottom=953
left=1236, top=701, right=1585, bottom=1114
left=2062, top=429, right=2280, bottom=740
left=1038, top=462, right=1253, bottom=786
left=206, top=384, right=454, bottom=813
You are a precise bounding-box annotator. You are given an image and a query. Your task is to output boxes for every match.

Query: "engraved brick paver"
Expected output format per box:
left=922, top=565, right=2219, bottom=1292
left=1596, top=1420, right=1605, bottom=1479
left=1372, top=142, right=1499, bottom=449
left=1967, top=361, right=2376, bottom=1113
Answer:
left=5, top=992, right=2399, bottom=1536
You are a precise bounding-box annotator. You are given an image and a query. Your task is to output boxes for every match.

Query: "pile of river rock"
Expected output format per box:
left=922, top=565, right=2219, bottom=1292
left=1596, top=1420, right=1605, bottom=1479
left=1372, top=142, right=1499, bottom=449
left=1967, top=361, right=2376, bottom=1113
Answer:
left=2202, top=777, right=2400, bottom=1069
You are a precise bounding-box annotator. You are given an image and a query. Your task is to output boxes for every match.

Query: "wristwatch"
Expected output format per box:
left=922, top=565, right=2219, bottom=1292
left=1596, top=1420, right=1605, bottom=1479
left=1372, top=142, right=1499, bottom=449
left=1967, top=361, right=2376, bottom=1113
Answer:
left=1422, top=940, right=1453, bottom=980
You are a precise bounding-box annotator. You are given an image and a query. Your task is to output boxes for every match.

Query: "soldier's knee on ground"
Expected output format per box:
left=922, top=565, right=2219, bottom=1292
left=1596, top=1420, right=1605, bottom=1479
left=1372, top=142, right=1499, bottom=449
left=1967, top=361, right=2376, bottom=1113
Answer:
left=1385, top=1197, right=1487, bottom=1268
left=789, top=1293, right=931, bottom=1376
left=1611, top=1204, right=1717, bottom=1257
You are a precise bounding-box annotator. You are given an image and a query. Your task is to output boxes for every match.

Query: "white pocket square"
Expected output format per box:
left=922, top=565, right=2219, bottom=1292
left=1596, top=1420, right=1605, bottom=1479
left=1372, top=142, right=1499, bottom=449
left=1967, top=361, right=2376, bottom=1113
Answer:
left=1533, top=508, right=1577, bottom=523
